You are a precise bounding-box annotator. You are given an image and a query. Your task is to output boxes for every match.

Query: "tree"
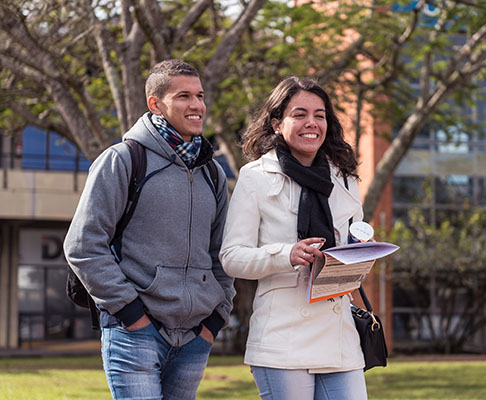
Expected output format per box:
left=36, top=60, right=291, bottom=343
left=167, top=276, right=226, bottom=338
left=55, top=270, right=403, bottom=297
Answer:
left=389, top=208, right=486, bottom=353
left=3, top=1, right=485, bottom=221
left=2, top=0, right=486, bottom=353
left=0, top=0, right=266, bottom=160
left=0, top=0, right=266, bottom=354
left=357, top=1, right=486, bottom=221
left=188, top=1, right=486, bottom=225
left=201, top=0, right=486, bottom=350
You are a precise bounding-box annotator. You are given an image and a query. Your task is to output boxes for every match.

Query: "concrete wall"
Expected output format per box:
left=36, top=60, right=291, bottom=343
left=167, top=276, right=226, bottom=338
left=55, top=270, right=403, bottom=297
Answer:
left=0, top=224, right=19, bottom=348
left=0, top=169, right=87, bottom=220
left=0, top=165, right=87, bottom=349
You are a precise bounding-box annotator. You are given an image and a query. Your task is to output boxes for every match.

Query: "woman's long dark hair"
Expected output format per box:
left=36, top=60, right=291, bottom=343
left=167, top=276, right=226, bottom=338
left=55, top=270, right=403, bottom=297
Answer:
left=241, top=76, right=358, bottom=178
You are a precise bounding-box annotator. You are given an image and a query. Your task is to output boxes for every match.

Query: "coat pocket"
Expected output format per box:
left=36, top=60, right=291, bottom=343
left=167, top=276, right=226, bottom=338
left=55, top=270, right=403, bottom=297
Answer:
left=256, top=272, right=299, bottom=297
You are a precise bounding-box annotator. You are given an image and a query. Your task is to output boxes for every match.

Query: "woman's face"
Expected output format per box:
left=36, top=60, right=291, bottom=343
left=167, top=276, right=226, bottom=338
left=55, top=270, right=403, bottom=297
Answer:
left=273, top=90, right=327, bottom=166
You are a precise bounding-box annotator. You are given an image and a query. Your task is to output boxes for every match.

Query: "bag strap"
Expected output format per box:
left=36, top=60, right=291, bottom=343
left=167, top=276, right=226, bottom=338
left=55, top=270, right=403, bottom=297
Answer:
left=110, top=141, right=176, bottom=262
left=344, top=174, right=373, bottom=313
left=88, top=296, right=100, bottom=330
left=343, top=174, right=353, bottom=227
left=358, top=285, right=373, bottom=313
left=112, top=139, right=147, bottom=240
left=202, top=159, right=220, bottom=203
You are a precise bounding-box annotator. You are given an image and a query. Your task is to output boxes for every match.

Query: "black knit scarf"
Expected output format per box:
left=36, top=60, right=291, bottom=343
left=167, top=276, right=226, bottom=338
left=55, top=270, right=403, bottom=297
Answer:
left=276, top=147, right=336, bottom=250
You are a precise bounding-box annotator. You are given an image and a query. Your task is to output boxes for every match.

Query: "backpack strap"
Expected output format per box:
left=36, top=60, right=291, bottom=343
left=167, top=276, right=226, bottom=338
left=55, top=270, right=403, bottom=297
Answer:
left=113, top=139, right=147, bottom=240
left=110, top=140, right=176, bottom=262
left=110, top=140, right=147, bottom=263
left=202, top=160, right=220, bottom=203
left=88, top=296, right=100, bottom=330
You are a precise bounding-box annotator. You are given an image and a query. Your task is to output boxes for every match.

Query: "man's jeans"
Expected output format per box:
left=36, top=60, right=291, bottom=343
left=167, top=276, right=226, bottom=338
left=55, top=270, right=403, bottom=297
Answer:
left=101, top=322, right=212, bottom=400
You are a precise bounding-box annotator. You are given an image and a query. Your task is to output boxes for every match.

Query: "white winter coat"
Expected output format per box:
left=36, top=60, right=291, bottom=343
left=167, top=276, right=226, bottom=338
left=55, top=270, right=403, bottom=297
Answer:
left=220, top=149, right=365, bottom=372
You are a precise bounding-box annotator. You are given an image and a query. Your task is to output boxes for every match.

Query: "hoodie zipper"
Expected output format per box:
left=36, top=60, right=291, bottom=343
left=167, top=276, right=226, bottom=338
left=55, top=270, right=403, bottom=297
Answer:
left=180, top=168, right=195, bottom=336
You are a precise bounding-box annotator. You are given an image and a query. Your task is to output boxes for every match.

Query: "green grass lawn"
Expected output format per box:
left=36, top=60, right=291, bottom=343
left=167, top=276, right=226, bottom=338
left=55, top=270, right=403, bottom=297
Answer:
left=0, top=355, right=485, bottom=399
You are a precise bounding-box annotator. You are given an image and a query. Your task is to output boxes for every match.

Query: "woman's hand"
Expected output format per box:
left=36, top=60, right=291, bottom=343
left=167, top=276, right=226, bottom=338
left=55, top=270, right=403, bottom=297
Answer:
left=290, top=237, right=326, bottom=267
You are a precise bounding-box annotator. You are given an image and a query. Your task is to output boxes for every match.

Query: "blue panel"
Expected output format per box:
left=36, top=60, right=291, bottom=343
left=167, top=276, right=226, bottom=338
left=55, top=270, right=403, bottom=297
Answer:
left=49, top=131, right=76, bottom=171
left=22, top=126, right=47, bottom=170
left=22, top=126, right=92, bottom=171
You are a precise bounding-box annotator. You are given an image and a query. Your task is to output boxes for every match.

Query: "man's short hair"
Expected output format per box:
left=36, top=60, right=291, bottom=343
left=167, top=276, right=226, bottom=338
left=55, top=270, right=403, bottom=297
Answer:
left=145, top=59, right=200, bottom=99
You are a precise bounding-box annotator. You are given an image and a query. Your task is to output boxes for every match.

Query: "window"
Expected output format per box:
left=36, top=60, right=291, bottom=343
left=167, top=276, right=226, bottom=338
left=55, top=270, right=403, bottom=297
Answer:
left=393, top=177, right=428, bottom=204
left=22, top=126, right=90, bottom=172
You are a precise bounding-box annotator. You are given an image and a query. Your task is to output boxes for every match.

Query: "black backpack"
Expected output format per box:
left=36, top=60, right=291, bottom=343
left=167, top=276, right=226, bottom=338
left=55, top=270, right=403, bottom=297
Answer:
left=66, top=139, right=220, bottom=329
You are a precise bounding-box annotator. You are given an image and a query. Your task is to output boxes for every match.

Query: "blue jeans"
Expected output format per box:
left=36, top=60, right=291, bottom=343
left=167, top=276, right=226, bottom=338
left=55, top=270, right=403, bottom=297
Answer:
left=251, top=366, right=367, bottom=400
left=101, top=322, right=212, bottom=400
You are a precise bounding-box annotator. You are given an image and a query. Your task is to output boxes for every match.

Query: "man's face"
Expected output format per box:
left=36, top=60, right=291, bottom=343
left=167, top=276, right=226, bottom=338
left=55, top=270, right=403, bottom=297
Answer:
left=152, top=75, right=206, bottom=142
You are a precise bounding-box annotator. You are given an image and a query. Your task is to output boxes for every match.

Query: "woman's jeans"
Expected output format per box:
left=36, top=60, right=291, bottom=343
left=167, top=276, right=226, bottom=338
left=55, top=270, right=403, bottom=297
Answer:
left=101, top=322, right=212, bottom=400
left=251, top=366, right=367, bottom=400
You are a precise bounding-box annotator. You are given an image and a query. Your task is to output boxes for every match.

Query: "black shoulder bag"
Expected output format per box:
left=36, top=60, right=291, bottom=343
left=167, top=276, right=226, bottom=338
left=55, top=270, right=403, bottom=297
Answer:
left=343, top=174, right=388, bottom=371
left=351, top=286, right=388, bottom=371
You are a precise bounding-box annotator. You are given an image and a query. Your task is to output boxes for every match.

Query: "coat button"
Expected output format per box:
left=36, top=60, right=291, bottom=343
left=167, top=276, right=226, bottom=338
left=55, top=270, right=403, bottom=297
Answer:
left=266, top=244, right=283, bottom=255
left=333, top=303, right=343, bottom=314
left=300, top=308, right=310, bottom=318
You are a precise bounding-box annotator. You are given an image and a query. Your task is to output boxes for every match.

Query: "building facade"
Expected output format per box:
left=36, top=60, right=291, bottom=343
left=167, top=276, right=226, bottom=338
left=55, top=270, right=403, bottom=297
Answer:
left=0, top=128, right=96, bottom=351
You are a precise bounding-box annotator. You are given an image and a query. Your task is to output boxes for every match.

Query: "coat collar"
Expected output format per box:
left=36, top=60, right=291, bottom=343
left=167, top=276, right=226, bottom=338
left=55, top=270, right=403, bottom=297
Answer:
left=259, top=148, right=362, bottom=207
left=261, top=149, right=358, bottom=193
left=260, top=149, right=283, bottom=174
left=260, top=150, right=287, bottom=197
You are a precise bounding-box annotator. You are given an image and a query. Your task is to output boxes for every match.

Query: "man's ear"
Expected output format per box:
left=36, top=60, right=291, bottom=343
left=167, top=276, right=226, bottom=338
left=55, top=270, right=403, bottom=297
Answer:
left=147, top=96, right=161, bottom=115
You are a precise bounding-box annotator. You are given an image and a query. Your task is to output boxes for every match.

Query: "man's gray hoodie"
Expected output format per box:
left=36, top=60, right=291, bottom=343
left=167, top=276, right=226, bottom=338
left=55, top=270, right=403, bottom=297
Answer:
left=64, top=113, right=235, bottom=346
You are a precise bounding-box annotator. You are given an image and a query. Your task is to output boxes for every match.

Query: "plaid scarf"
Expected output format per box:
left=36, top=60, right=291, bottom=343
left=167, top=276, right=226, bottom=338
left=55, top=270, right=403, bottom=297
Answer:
left=151, top=114, right=202, bottom=169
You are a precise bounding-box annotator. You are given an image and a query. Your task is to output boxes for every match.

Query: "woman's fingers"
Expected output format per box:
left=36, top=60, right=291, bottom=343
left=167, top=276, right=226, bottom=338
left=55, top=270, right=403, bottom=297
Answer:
left=290, top=237, right=326, bottom=266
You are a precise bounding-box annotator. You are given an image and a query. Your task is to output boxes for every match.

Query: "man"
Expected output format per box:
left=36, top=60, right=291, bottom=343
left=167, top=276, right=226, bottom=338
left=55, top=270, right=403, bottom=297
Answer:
left=64, top=59, right=235, bottom=400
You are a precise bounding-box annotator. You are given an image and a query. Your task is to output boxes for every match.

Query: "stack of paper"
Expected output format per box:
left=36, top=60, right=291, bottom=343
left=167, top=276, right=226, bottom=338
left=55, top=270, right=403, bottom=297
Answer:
left=307, top=242, right=399, bottom=303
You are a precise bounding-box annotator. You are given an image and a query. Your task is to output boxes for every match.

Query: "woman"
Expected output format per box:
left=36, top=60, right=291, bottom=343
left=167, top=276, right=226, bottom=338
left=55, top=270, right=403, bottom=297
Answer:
left=220, top=77, right=367, bottom=399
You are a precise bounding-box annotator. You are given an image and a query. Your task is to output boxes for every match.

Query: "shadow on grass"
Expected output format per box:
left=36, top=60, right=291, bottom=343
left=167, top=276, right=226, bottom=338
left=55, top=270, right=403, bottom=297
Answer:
left=0, top=356, right=103, bottom=370
left=207, top=355, right=245, bottom=367
left=198, top=380, right=257, bottom=399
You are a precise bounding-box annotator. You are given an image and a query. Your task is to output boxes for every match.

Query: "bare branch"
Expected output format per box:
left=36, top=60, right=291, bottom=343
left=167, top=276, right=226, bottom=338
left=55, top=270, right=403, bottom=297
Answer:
left=0, top=5, right=62, bottom=81
left=398, top=0, right=425, bottom=45
left=92, top=21, right=129, bottom=133
left=8, top=101, right=73, bottom=142
left=0, top=42, right=57, bottom=83
left=172, top=0, right=213, bottom=50
left=130, top=0, right=169, bottom=61
left=181, top=38, right=213, bottom=58
left=121, top=0, right=133, bottom=36
left=443, top=24, right=486, bottom=79
left=120, top=23, right=147, bottom=125
left=453, top=0, right=486, bottom=8
left=203, top=0, right=266, bottom=111
left=359, top=0, right=424, bottom=90
left=44, top=79, right=105, bottom=160
left=76, top=84, right=114, bottom=148
left=317, top=37, right=365, bottom=83
left=0, top=53, right=44, bottom=82
left=362, top=26, right=486, bottom=220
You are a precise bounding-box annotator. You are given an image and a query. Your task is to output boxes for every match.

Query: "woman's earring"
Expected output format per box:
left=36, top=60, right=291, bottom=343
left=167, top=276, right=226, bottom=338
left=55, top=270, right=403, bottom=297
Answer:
left=274, top=130, right=280, bottom=135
